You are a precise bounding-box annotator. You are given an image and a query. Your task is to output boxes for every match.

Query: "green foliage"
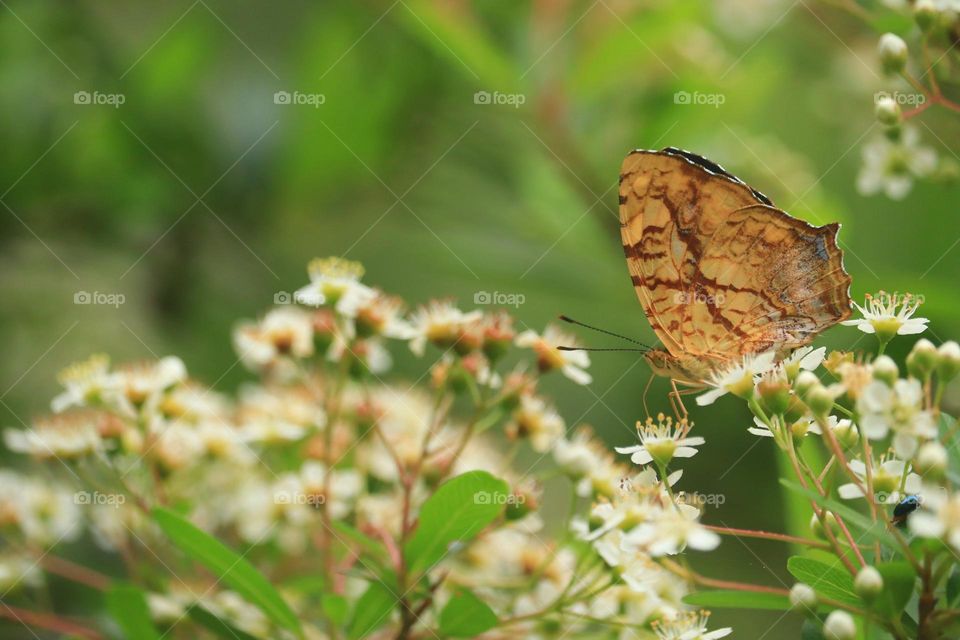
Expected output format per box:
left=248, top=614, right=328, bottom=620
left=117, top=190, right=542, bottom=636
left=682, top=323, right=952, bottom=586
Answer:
left=438, top=588, right=499, bottom=636
left=404, top=470, right=509, bottom=575
left=787, top=556, right=859, bottom=607
left=152, top=508, right=302, bottom=636
left=683, top=589, right=792, bottom=610
left=347, top=582, right=398, bottom=640
left=105, top=584, right=161, bottom=640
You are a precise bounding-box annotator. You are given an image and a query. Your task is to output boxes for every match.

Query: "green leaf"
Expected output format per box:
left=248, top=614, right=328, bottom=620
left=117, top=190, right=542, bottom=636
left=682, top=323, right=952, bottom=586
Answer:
left=347, top=581, right=397, bottom=640
left=186, top=605, right=259, bottom=640
left=876, top=561, right=916, bottom=615
left=779, top=480, right=897, bottom=548
left=787, top=556, right=859, bottom=607
left=438, top=588, right=499, bottom=636
left=404, top=471, right=508, bottom=574
left=152, top=508, right=302, bottom=636
left=106, top=584, right=161, bottom=640
left=682, top=589, right=791, bottom=610
left=948, top=567, right=960, bottom=606
left=322, top=594, right=349, bottom=627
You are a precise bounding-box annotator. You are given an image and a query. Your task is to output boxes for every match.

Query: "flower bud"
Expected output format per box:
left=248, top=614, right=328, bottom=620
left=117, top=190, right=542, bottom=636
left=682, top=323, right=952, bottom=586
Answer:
left=937, top=341, right=960, bottom=383
left=907, top=338, right=939, bottom=380
left=789, top=582, right=817, bottom=613
left=878, top=33, right=908, bottom=75
left=915, top=441, right=948, bottom=480
left=811, top=511, right=840, bottom=540
left=832, top=419, right=860, bottom=449
left=875, top=96, right=901, bottom=126
left=784, top=394, right=808, bottom=424
left=795, top=370, right=820, bottom=399
left=854, top=565, right=884, bottom=601
left=806, top=385, right=834, bottom=417
left=758, top=377, right=792, bottom=415
left=871, top=355, right=899, bottom=386
left=824, top=610, right=857, bottom=640
left=915, top=0, right=938, bottom=32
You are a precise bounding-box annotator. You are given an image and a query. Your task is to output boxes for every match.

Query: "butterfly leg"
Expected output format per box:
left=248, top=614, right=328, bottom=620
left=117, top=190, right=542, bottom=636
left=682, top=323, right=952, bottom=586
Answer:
left=669, top=378, right=689, bottom=422
left=642, top=372, right=655, bottom=418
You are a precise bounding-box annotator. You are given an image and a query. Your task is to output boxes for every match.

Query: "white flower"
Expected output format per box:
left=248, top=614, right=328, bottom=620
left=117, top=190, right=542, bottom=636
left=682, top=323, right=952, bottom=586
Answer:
left=857, top=127, right=936, bottom=200
left=778, top=346, right=826, bottom=379
left=696, top=351, right=776, bottom=406
left=616, top=414, right=704, bottom=466
left=515, top=325, right=592, bottom=385
left=4, top=411, right=104, bottom=459
left=507, top=395, right=565, bottom=453
left=857, top=378, right=936, bottom=458
left=652, top=611, right=732, bottom=640
left=838, top=457, right=921, bottom=504
left=111, top=357, right=188, bottom=412
left=234, top=307, right=315, bottom=370
left=294, top=257, right=376, bottom=317
left=842, top=291, right=928, bottom=337
left=354, top=290, right=414, bottom=340
left=621, top=502, right=721, bottom=556
left=553, top=428, right=603, bottom=477
left=51, top=354, right=115, bottom=412
left=748, top=415, right=826, bottom=439
left=407, top=300, right=482, bottom=356
left=909, top=489, right=960, bottom=551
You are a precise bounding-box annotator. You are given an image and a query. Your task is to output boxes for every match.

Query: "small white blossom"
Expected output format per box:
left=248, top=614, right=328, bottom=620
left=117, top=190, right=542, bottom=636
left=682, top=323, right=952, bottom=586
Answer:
left=295, top=257, right=375, bottom=317
left=838, top=457, right=921, bottom=504
left=857, top=127, right=936, bottom=200
left=652, top=611, right=732, bottom=640
left=616, top=414, right=703, bottom=466
left=858, top=378, right=936, bottom=458
left=696, top=351, right=776, bottom=406
left=515, top=325, right=592, bottom=385
left=842, top=291, right=928, bottom=337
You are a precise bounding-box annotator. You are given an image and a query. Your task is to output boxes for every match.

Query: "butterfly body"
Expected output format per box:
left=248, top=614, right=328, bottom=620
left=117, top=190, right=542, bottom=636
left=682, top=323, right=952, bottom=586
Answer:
left=620, top=147, right=852, bottom=385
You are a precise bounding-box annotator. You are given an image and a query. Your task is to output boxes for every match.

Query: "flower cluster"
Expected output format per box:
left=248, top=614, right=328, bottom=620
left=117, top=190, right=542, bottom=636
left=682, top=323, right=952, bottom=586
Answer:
left=0, top=258, right=729, bottom=640
left=685, top=290, right=960, bottom=639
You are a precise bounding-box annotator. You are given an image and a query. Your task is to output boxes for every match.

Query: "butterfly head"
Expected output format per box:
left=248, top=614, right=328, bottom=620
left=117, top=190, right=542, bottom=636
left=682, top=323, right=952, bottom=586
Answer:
left=644, top=349, right=715, bottom=386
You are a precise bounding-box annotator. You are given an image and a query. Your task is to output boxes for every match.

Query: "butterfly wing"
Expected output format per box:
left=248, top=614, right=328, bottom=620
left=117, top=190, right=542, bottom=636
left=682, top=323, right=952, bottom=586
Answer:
left=620, top=147, right=851, bottom=362
left=619, top=147, right=774, bottom=358
left=695, top=204, right=851, bottom=358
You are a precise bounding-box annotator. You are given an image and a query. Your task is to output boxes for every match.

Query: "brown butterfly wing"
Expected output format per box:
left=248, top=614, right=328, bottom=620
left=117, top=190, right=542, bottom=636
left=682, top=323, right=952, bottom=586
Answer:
left=619, top=148, right=851, bottom=361
left=694, top=204, right=852, bottom=358
left=619, top=148, right=775, bottom=358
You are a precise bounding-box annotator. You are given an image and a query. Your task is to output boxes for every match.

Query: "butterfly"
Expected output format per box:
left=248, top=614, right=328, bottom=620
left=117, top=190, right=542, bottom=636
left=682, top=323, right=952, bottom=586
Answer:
left=619, top=147, right=852, bottom=393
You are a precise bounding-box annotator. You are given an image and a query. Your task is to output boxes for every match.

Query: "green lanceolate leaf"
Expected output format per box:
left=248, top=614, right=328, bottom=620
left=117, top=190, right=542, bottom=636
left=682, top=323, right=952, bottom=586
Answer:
left=404, top=470, right=509, bottom=575
left=106, top=584, right=161, bottom=640
left=682, top=589, right=791, bottom=610
left=780, top=480, right=898, bottom=549
left=439, top=588, right=499, bottom=636
left=347, top=581, right=398, bottom=640
left=787, top=556, right=859, bottom=607
left=152, top=508, right=302, bottom=636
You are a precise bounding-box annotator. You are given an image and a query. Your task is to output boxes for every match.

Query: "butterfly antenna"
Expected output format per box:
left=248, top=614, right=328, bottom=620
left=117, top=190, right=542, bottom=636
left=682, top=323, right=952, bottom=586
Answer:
left=557, top=346, right=649, bottom=353
left=558, top=315, right=651, bottom=349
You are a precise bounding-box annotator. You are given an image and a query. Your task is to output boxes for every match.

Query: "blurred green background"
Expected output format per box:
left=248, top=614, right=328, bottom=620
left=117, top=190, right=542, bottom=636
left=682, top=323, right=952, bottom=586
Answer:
left=2, top=1, right=960, bottom=636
